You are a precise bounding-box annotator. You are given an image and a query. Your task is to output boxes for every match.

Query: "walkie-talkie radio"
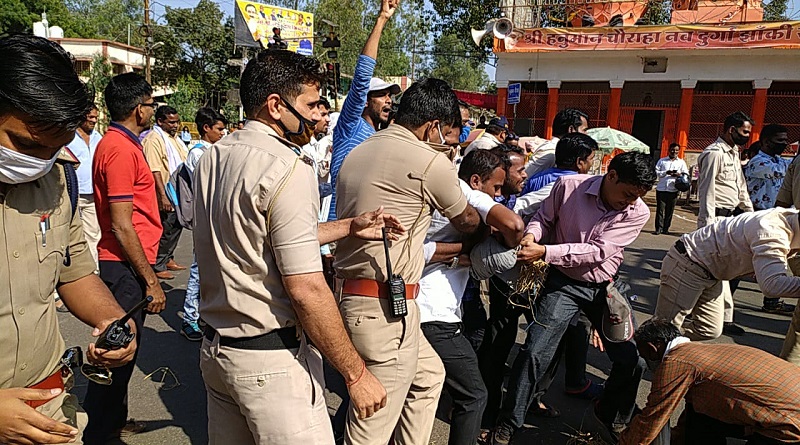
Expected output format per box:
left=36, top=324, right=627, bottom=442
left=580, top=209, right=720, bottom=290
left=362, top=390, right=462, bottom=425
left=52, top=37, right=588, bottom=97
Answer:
left=96, top=295, right=152, bottom=350
left=81, top=296, right=153, bottom=385
left=382, top=228, right=408, bottom=318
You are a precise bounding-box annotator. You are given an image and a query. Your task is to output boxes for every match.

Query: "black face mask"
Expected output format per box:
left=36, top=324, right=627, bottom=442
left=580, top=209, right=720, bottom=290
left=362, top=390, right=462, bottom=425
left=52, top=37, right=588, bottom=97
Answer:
left=770, top=142, right=788, bottom=153
left=731, top=130, right=750, bottom=146
left=278, top=97, right=318, bottom=146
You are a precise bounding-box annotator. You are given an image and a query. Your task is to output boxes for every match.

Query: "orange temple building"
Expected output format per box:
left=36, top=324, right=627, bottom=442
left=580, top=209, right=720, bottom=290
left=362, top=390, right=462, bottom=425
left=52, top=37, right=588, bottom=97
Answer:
left=491, top=0, right=800, bottom=164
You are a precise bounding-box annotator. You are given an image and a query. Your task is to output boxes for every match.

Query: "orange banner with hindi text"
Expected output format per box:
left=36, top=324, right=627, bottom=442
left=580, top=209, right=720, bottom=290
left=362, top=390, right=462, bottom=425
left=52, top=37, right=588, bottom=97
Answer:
left=501, top=21, right=800, bottom=52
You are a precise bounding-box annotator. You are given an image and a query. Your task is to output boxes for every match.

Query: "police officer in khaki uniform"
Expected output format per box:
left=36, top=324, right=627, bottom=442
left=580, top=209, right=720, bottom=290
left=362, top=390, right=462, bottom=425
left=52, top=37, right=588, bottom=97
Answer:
left=696, top=111, right=755, bottom=336
left=0, top=34, right=136, bottom=445
left=194, top=49, right=397, bottom=445
left=334, top=78, right=483, bottom=445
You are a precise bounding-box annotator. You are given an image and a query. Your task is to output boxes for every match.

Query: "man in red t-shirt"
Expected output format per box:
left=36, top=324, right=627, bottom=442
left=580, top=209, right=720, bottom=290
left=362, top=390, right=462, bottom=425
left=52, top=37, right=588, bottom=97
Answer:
left=87, top=72, right=165, bottom=443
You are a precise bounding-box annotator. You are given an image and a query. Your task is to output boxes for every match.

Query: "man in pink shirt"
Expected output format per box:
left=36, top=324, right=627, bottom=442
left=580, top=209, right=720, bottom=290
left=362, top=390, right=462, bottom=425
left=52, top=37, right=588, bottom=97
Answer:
left=492, top=152, right=657, bottom=445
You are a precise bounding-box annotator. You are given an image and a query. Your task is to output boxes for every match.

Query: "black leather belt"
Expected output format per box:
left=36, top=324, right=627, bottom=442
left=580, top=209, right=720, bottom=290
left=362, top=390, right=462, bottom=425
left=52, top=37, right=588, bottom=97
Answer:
left=675, top=239, right=688, bottom=254
left=715, top=208, right=735, bottom=217
left=204, top=326, right=301, bottom=350
left=550, top=267, right=617, bottom=289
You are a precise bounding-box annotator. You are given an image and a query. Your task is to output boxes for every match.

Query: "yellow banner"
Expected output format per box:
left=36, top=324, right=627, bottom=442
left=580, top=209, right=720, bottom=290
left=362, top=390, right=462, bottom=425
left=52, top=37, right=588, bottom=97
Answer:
left=235, top=1, right=314, bottom=54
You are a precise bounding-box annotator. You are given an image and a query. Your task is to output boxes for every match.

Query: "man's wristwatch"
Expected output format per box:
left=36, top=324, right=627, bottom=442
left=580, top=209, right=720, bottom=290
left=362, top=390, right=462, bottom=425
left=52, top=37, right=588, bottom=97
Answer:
left=448, top=256, right=459, bottom=269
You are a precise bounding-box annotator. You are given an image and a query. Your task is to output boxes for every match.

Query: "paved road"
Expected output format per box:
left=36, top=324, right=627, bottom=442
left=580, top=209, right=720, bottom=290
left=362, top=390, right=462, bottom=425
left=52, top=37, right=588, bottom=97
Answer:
left=58, top=193, right=792, bottom=444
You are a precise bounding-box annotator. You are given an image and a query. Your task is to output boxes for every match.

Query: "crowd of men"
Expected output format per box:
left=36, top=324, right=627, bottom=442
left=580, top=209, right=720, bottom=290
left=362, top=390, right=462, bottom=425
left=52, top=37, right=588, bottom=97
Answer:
left=1, top=0, right=799, bottom=443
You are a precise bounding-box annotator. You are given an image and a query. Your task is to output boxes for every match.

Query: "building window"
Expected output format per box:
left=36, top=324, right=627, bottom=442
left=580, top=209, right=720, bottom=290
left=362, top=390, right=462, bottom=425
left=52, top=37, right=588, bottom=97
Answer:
left=74, top=60, right=90, bottom=75
left=112, top=63, right=128, bottom=75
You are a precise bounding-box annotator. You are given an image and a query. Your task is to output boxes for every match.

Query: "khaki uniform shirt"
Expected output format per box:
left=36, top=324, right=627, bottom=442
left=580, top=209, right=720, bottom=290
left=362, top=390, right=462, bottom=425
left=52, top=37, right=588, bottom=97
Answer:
left=334, top=124, right=468, bottom=284
left=696, top=137, right=753, bottom=228
left=0, top=151, right=95, bottom=388
left=682, top=208, right=800, bottom=298
left=193, top=120, right=322, bottom=338
left=142, top=130, right=188, bottom=185
left=776, top=152, right=800, bottom=208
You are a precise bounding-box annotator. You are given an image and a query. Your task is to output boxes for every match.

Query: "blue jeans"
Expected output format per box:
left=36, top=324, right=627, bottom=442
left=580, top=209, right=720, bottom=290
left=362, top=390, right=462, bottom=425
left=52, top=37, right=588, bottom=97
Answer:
left=497, top=269, right=645, bottom=430
left=184, top=254, right=199, bottom=324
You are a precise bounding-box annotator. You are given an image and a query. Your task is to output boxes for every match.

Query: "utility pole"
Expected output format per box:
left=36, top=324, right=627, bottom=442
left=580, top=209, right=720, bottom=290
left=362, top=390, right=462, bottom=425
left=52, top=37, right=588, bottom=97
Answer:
left=144, top=0, right=151, bottom=84
left=410, top=35, right=416, bottom=81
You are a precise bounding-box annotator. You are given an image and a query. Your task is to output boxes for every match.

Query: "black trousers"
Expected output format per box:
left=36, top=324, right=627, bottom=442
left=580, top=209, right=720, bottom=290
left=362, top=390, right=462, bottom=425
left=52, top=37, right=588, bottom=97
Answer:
left=655, top=190, right=679, bottom=232
left=83, top=261, right=147, bottom=444
left=154, top=210, right=182, bottom=272
left=422, top=321, right=488, bottom=445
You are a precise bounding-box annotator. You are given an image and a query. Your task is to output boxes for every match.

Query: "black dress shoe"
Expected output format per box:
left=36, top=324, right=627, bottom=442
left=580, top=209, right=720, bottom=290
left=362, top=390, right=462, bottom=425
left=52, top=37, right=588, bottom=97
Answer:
left=723, top=322, right=745, bottom=336
left=653, top=230, right=662, bottom=235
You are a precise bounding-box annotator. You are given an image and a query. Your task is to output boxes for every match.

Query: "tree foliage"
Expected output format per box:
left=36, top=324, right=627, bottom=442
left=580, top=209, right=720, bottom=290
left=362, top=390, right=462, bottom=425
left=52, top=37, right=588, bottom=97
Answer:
left=425, top=33, right=490, bottom=91
left=65, top=0, right=144, bottom=46
left=82, top=53, right=114, bottom=126
left=763, top=0, right=788, bottom=21
left=150, top=0, right=240, bottom=107
left=167, top=76, right=205, bottom=121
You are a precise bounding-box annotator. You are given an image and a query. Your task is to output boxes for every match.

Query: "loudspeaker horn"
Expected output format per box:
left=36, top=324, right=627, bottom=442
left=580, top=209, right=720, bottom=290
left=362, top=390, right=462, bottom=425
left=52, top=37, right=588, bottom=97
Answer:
left=470, top=19, right=496, bottom=46
left=493, top=17, right=514, bottom=39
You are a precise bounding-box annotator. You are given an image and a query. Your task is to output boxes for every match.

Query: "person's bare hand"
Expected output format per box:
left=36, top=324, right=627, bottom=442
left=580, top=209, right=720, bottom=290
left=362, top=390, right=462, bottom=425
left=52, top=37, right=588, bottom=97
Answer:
left=87, top=319, right=137, bottom=368
left=517, top=234, right=546, bottom=262
left=379, top=0, right=399, bottom=19
left=347, top=368, right=387, bottom=419
left=158, top=194, right=173, bottom=212
left=457, top=253, right=471, bottom=268
left=350, top=206, right=406, bottom=241
left=590, top=328, right=605, bottom=352
left=0, top=388, right=78, bottom=444
left=145, top=285, right=166, bottom=314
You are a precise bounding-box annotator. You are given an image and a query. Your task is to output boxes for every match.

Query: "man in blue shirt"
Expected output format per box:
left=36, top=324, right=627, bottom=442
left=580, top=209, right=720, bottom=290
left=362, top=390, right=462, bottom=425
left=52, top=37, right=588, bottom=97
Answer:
left=66, top=104, right=103, bottom=267
left=521, top=132, right=596, bottom=196
left=328, top=0, right=400, bottom=221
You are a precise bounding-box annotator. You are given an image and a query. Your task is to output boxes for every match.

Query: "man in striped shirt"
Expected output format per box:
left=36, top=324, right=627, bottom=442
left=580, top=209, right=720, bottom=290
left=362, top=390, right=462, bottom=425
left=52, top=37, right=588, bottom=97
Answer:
left=621, top=318, right=800, bottom=445
left=328, top=0, right=400, bottom=221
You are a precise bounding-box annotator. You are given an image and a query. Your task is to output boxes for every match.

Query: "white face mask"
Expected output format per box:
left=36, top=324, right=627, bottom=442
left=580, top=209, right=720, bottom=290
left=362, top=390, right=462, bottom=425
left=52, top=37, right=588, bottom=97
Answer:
left=0, top=145, right=60, bottom=184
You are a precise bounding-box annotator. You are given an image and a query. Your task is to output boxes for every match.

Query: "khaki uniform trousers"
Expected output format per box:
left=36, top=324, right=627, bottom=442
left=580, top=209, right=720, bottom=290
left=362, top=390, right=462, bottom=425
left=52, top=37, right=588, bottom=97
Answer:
left=30, top=376, right=88, bottom=444
left=200, top=334, right=334, bottom=445
left=340, top=296, right=445, bottom=445
left=655, top=247, right=728, bottom=340
left=781, top=257, right=800, bottom=365
left=78, top=195, right=100, bottom=269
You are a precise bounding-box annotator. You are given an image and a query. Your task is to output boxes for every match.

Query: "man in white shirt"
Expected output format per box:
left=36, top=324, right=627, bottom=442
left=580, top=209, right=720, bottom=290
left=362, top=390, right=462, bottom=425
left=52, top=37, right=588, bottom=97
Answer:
left=418, top=149, right=524, bottom=445
left=66, top=104, right=103, bottom=266
left=695, top=111, right=755, bottom=336
left=655, top=208, right=800, bottom=342
left=654, top=143, right=689, bottom=235
left=524, top=108, right=589, bottom=178
left=180, top=107, right=227, bottom=341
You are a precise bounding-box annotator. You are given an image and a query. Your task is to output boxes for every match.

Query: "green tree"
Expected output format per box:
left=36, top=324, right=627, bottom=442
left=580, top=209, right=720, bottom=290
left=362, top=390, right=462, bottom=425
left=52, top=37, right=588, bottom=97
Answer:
left=639, top=0, right=671, bottom=25
left=427, top=0, right=498, bottom=55
left=66, top=0, right=144, bottom=46
left=0, top=0, right=75, bottom=34
left=82, top=53, right=114, bottom=126
left=150, top=0, right=240, bottom=108
left=167, top=76, right=205, bottom=122
left=310, top=0, right=423, bottom=82
left=763, top=0, right=788, bottom=21
left=427, top=33, right=489, bottom=91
